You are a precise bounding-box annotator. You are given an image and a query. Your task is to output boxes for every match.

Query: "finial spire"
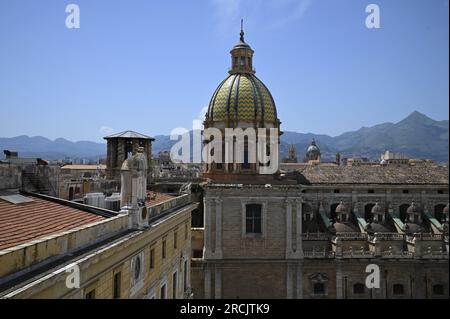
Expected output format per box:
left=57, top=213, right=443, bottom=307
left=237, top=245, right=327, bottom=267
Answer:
left=240, top=19, right=244, bottom=42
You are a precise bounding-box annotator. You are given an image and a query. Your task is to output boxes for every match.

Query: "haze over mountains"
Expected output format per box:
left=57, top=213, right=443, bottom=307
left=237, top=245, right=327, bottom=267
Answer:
left=0, top=111, right=448, bottom=163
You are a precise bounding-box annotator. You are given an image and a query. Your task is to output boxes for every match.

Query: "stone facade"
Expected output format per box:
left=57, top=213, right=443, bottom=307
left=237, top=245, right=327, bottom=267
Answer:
left=193, top=183, right=449, bottom=299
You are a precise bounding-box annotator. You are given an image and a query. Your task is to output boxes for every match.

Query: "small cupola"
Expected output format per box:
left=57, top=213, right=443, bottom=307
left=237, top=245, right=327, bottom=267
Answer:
left=229, top=20, right=255, bottom=75
left=371, top=202, right=385, bottom=223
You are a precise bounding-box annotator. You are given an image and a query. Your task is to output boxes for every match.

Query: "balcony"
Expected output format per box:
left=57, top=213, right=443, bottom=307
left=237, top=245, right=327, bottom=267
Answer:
left=333, top=233, right=368, bottom=241
left=302, top=233, right=331, bottom=241
left=303, top=250, right=335, bottom=259
left=368, top=233, right=404, bottom=242
left=341, top=250, right=374, bottom=258
left=381, top=251, right=414, bottom=259
left=406, top=233, right=443, bottom=243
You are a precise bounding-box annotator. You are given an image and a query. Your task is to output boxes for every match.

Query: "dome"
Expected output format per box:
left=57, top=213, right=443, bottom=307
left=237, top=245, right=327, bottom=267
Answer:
left=205, top=21, right=279, bottom=127
left=206, top=73, right=278, bottom=125
left=371, top=203, right=384, bottom=214
left=305, top=139, right=321, bottom=161
left=335, top=201, right=347, bottom=214
left=407, top=201, right=421, bottom=214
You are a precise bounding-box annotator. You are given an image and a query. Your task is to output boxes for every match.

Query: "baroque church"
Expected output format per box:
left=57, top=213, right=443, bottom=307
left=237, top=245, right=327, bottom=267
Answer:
left=191, top=25, right=449, bottom=299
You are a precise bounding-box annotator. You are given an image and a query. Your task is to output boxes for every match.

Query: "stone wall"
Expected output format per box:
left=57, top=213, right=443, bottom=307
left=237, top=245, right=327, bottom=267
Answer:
left=0, top=164, right=21, bottom=190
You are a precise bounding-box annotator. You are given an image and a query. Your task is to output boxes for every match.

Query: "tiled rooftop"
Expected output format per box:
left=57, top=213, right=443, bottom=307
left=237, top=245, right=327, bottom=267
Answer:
left=147, top=191, right=175, bottom=206
left=0, top=194, right=107, bottom=250
left=61, top=164, right=106, bottom=170
left=297, top=164, right=449, bottom=185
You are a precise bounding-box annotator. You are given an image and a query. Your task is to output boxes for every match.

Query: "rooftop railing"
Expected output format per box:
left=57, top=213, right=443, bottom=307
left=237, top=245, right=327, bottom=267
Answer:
left=302, top=233, right=331, bottom=241
left=368, top=233, right=404, bottom=242
left=303, top=250, right=335, bottom=259
left=333, top=233, right=368, bottom=241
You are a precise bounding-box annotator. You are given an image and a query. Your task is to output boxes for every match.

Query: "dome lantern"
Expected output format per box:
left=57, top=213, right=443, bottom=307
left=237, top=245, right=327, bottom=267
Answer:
left=229, top=20, right=255, bottom=75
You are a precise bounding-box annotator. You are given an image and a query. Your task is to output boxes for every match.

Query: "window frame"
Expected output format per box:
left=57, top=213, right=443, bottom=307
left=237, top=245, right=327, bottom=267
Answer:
left=241, top=200, right=267, bottom=238
left=113, top=271, right=122, bottom=299
left=393, top=283, right=405, bottom=296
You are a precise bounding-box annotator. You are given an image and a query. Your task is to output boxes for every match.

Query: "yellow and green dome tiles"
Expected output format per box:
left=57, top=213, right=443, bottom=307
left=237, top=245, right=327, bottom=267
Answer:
left=207, top=73, right=278, bottom=124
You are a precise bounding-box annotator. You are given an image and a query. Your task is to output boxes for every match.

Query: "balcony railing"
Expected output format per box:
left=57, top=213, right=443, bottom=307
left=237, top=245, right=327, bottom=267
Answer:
left=381, top=251, right=414, bottom=258
left=406, top=233, right=443, bottom=242
left=341, top=250, right=374, bottom=258
left=368, top=233, right=404, bottom=242
left=333, top=233, right=368, bottom=241
left=420, top=251, right=449, bottom=259
left=302, top=233, right=331, bottom=241
left=303, top=251, right=335, bottom=259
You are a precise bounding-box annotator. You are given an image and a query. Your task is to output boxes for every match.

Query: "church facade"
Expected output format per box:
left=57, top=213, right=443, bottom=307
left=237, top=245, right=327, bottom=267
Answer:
left=192, top=27, right=449, bottom=299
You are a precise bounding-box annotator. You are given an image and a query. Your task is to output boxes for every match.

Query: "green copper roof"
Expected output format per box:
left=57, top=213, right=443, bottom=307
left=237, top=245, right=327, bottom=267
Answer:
left=206, top=73, right=278, bottom=124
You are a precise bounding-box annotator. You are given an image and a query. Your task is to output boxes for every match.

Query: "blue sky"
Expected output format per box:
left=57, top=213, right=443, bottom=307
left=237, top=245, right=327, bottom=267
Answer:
left=0, top=0, right=448, bottom=142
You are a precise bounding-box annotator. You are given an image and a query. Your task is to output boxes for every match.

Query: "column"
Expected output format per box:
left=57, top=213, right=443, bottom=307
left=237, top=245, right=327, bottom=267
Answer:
left=204, top=267, right=212, bottom=299
left=286, top=199, right=293, bottom=258
left=214, top=268, right=222, bottom=299
left=336, top=261, right=343, bottom=299
left=215, top=199, right=223, bottom=258
left=286, top=263, right=293, bottom=299
left=295, top=199, right=304, bottom=258
left=204, top=199, right=213, bottom=259
left=296, top=262, right=303, bottom=299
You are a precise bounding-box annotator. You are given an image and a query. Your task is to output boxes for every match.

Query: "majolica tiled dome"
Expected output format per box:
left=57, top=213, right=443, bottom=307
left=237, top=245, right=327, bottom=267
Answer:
left=207, top=73, right=277, bottom=123
left=205, top=24, right=279, bottom=126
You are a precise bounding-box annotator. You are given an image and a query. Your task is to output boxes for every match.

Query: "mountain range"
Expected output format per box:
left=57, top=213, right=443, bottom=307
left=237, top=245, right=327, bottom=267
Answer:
left=0, top=111, right=448, bottom=163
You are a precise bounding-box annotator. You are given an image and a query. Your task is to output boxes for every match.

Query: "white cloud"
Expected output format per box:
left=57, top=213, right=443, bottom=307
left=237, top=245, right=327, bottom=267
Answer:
left=211, top=0, right=313, bottom=34
left=99, top=126, right=114, bottom=137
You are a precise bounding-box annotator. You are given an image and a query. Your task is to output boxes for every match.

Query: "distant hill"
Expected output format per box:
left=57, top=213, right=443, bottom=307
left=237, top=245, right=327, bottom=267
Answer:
left=0, top=135, right=106, bottom=160
left=0, top=111, right=448, bottom=163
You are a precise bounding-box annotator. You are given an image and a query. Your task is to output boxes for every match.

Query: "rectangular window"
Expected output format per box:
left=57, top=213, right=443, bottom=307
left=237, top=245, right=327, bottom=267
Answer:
left=402, top=189, right=409, bottom=194
left=162, top=240, right=167, bottom=259
left=368, top=189, right=374, bottom=193
left=313, top=283, right=325, bottom=295
left=113, top=272, right=121, bottom=299
left=393, top=284, right=404, bottom=295
left=333, top=189, right=340, bottom=193
left=246, top=204, right=262, bottom=234
left=85, top=289, right=96, bottom=299
left=433, top=284, right=444, bottom=295
left=174, top=232, right=178, bottom=249
left=160, top=284, right=166, bottom=299
left=242, top=150, right=250, bottom=169
left=172, top=272, right=178, bottom=299
left=353, top=283, right=365, bottom=294
left=149, top=248, right=155, bottom=269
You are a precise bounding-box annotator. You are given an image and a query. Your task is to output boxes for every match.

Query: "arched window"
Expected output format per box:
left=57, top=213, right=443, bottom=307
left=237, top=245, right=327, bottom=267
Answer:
left=364, top=203, right=375, bottom=221
left=330, top=203, right=339, bottom=221
left=434, top=204, right=446, bottom=222
left=399, top=204, right=410, bottom=222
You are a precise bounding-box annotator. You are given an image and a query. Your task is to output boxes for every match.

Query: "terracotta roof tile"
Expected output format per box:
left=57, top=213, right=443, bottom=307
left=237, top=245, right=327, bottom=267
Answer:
left=0, top=195, right=106, bottom=250
left=146, top=191, right=175, bottom=206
